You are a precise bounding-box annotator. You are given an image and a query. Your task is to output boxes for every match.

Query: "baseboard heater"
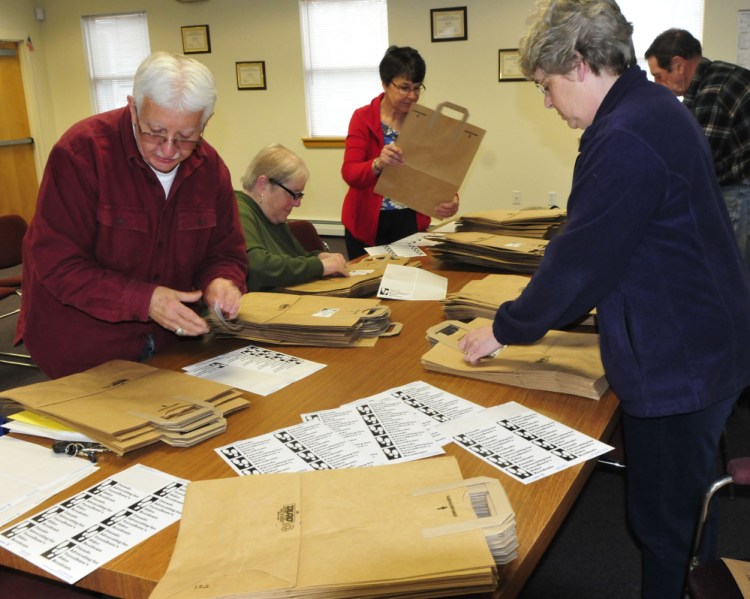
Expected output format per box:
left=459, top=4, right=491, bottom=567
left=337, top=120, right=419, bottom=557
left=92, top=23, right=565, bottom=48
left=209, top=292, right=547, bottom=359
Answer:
left=308, top=220, right=345, bottom=237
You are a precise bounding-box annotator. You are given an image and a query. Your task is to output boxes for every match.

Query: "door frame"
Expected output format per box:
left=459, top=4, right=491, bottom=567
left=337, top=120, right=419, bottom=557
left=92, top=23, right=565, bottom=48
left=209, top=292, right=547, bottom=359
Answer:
left=0, top=29, right=50, bottom=184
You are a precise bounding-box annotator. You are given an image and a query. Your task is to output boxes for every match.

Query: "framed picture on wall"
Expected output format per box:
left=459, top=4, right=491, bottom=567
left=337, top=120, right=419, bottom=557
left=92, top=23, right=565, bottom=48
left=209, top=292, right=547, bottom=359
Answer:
left=498, top=49, right=525, bottom=82
left=236, top=61, right=267, bottom=90
left=181, top=25, right=211, bottom=54
left=430, top=7, right=467, bottom=42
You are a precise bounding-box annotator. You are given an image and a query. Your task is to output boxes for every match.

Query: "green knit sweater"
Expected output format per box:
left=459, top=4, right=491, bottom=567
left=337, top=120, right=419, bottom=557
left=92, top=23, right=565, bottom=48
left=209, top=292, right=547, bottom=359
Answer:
left=235, top=190, right=324, bottom=292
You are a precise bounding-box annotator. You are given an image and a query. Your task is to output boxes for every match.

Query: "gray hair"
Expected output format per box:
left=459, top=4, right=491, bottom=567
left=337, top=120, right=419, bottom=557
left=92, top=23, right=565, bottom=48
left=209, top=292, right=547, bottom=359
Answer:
left=241, top=144, right=310, bottom=191
left=519, top=0, right=635, bottom=78
left=132, top=51, right=216, bottom=125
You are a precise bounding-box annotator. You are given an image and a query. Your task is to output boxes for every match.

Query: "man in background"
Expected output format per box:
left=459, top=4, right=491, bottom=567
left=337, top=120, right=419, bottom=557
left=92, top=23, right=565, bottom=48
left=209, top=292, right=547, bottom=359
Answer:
left=646, top=28, right=750, bottom=268
left=17, top=52, right=247, bottom=378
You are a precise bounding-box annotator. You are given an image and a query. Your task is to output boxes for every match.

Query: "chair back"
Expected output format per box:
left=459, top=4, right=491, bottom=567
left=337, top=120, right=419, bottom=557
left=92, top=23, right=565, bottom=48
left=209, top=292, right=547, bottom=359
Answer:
left=0, top=214, right=27, bottom=269
left=288, top=219, right=328, bottom=253
left=687, top=457, right=750, bottom=598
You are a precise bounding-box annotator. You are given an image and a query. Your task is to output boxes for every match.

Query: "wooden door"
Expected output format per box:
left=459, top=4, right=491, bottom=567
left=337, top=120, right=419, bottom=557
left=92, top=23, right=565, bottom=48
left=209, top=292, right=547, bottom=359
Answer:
left=0, top=41, right=39, bottom=223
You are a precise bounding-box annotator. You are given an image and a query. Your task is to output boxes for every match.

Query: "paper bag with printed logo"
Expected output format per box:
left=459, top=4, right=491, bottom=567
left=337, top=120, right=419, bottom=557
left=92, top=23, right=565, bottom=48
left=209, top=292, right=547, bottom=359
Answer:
left=374, top=102, right=485, bottom=218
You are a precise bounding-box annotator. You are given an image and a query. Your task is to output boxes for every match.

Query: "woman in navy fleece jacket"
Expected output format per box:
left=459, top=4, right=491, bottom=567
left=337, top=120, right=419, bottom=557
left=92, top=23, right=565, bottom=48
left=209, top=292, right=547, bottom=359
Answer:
left=460, top=1, right=750, bottom=598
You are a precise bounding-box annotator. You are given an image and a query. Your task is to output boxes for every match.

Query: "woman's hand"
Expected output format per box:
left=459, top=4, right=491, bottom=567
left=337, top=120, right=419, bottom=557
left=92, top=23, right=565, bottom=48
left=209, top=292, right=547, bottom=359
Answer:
left=379, top=142, right=404, bottom=168
left=435, top=194, right=460, bottom=219
left=319, top=252, right=350, bottom=277
left=458, top=326, right=504, bottom=365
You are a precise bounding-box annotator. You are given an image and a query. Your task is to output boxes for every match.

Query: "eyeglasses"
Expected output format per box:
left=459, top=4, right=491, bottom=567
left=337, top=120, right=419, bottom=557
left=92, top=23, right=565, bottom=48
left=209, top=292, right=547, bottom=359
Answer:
left=390, top=81, right=426, bottom=96
left=270, top=178, right=304, bottom=201
left=536, top=62, right=582, bottom=96
left=535, top=79, right=551, bottom=96
left=134, top=111, right=203, bottom=151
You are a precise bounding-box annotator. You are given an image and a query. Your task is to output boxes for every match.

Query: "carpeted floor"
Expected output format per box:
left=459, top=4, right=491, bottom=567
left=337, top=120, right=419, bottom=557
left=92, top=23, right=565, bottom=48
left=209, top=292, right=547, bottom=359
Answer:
left=518, top=397, right=750, bottom=598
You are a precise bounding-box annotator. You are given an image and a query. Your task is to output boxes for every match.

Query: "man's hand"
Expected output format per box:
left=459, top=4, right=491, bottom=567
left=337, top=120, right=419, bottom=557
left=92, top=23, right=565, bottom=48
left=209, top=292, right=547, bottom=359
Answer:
left=458, top=326, right=504, bottom=365
left=149, top=287, right=209, bottom=336
left=204, top=277, right=243, bottom=320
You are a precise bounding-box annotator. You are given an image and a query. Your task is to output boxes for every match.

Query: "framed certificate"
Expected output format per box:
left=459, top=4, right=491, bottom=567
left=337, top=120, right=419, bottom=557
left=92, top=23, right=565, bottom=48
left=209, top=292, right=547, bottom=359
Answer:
left=236, top=61, right=267, bottom=90
left=498, top=48, right=525, bottom=82
left=181, top=25, right=210, bottom=54
left=430, top=7, right=467, bottom=42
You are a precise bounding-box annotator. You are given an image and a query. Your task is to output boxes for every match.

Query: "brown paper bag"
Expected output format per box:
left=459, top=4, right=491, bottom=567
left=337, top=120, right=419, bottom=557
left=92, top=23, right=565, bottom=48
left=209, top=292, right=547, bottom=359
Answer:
left=0, top=360, right=248, bottom=454
left=423, top=318, right=609, bottom=400
left=275, top=256, right=419, bottom=297
left=374, top=102, right=485, bottom=218
left=150, top=457, right=499, bottom=599
left=210, top=293, right=395, bottom=347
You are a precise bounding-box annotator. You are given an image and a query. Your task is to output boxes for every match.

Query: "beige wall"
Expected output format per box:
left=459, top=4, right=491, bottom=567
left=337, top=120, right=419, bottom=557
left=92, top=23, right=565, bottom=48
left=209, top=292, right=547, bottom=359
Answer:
left=1, top=0, right=748, bottom=226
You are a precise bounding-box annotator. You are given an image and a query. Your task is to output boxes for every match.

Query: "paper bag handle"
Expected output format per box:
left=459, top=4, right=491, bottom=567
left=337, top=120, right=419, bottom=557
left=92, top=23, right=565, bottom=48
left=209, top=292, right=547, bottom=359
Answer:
left=429, top=102, right=470, bottom=141
left=379, top=321, right=403, bottom=337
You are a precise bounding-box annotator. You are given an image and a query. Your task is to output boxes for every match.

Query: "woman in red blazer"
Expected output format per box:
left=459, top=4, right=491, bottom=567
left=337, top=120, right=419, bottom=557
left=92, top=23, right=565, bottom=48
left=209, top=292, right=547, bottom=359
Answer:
left=341, top=46, right=459, bottom=259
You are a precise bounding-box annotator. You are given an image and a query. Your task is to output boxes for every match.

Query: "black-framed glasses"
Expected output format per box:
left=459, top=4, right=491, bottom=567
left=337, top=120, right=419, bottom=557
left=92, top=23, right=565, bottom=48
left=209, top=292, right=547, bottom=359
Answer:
left=389, top=81, right=426, bottom=96
left=269, top=178, right=304, bottom=201
left=134, top=110, right=203, bottom=151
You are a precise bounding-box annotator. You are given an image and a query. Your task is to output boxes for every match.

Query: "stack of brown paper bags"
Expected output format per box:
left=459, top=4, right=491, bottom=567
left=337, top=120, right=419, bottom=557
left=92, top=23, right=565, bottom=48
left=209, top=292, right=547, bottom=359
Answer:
left=276, top=255, right=421, bottom=297
left=150, top=456, right=516, bottom=599
left=441, top=274, right=532, bottom=320
left=441, top=274, right=596, bottom=327
left=0, top=360, right=249, bottom=455
left=422, top=318, right=609, bottom=400
left=456, top=208, right=567, bottom=239
left=209, top=293, right=398, bottom=347
left=426, top=231, right=548, bottom=273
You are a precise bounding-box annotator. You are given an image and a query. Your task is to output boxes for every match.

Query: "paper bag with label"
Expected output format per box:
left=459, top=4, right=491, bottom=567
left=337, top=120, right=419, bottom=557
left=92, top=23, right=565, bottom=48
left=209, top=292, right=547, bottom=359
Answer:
left=422, top=318, right=609, bottom=400
left=150, top=457, right=500, bottom=599
left=374, top=102, right=485, bottom=218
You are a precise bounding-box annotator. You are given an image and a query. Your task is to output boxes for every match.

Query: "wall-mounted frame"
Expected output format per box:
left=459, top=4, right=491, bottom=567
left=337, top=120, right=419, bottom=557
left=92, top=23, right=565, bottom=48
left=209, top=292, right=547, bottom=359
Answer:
left=498, top=48, right=525, bottom=81
left=181, top=25, right=211, bottom=54
left=236, top=61, right=267, bottom=90
left=430, top=7, right=467, bottom=42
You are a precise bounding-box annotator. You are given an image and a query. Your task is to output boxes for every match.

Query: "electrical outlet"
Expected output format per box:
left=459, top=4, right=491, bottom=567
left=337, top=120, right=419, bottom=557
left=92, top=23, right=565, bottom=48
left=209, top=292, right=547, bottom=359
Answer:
left=512, top=190, right=521, bottom=205
left=548, top=191, right=557, bottom=207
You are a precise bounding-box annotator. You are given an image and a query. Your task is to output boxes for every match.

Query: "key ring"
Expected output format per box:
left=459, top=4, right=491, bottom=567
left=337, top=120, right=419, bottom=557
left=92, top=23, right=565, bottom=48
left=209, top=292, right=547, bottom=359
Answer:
left=52, top=441, right=110, bottom=463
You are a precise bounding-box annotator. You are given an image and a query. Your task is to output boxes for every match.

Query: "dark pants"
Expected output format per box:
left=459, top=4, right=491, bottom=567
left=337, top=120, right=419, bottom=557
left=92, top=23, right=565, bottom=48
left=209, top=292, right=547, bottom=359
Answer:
left=622, top=391, right=739, bottom=599
left=344, top=208, right=419, bottom=260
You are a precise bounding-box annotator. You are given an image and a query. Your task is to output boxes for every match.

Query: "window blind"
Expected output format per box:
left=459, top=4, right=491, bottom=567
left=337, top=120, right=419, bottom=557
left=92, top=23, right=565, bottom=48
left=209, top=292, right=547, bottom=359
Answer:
left=82, top=12, right=151, bottom=114
left=299, top=0, right=388, bottom=137
left=619, top=0, right=704, bottom=66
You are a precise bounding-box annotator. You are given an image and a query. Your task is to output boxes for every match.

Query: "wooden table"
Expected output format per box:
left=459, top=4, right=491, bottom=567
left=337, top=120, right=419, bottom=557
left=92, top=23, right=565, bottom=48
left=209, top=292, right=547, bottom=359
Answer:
left=0, top=255, right=620, bottom=598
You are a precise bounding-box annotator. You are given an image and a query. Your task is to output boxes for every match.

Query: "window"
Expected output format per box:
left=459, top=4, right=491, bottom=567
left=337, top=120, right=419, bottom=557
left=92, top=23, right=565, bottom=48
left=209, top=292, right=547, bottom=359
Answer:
left=299, top=0, right=388, bottom=139
left=82, top=12, right=151, bottom=114
left=618, top=0, right=704, bottom=70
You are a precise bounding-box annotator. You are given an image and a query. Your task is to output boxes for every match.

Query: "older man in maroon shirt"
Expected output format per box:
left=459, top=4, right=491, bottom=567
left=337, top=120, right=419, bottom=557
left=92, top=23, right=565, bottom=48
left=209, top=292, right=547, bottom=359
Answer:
left=16, top=52, right=247, bottom=378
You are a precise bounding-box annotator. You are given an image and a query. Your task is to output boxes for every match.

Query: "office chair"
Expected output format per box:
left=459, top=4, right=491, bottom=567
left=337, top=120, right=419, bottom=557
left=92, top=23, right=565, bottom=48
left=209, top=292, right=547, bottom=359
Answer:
left=288, top=219, right=330, bottom=253
left=686, top=457, right=750, bottom=599
left=0, top=214, right=26, bottom=301
left=0, top=214, right=36, bottom=367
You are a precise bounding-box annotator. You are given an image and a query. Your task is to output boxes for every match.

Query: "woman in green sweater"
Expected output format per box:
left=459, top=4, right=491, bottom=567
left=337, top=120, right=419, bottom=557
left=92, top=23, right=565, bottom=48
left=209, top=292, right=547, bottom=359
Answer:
left=236, top=144, right=349, bottom=291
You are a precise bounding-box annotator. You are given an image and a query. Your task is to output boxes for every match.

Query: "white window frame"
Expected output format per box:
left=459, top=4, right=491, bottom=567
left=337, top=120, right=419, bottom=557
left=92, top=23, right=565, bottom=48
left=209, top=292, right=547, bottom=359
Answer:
left=619, top=0, right=704, bottom=72
left=299, top=0, right=388, bottom=140
left=81, top=12, right=151, bottom=114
